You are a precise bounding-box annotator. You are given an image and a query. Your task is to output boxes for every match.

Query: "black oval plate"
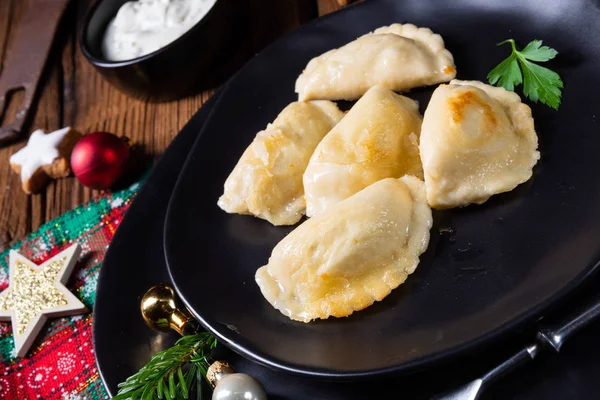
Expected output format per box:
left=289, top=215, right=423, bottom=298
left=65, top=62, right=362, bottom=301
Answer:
left=93, top=92, right=222, bottom=393
left=93, top=87, right=600, bottom=400
left=164, top=0, right=600, bottom=378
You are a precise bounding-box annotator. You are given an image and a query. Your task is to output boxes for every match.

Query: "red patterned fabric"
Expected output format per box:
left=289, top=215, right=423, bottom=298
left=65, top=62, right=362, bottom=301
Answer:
left=0, top=182, right=140, bottom=399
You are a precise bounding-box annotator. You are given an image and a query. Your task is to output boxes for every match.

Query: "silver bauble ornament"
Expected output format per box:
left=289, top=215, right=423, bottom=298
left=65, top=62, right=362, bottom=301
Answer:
left=211, top=373, right=267, bottom=400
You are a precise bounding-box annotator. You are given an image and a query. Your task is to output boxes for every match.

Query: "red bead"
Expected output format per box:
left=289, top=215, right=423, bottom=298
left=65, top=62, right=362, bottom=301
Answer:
left=71, top=132, right=129, bottom=190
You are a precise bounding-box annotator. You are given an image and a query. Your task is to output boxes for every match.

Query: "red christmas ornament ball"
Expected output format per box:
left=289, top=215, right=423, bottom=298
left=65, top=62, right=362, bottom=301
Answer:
left=71, top=132, right=130, bottom=190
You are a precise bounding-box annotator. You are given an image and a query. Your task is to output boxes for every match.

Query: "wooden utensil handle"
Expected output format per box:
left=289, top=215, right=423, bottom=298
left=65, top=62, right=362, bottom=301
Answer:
left=0, top=0, right=71, bottom=145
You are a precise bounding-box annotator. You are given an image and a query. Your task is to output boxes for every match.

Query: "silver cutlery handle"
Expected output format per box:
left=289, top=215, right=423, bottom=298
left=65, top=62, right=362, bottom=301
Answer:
left=536, top=295, right=600, bottom=352
left=435, top=345, right=537, bottom=400
left=437, top=291, right=600, bottom=400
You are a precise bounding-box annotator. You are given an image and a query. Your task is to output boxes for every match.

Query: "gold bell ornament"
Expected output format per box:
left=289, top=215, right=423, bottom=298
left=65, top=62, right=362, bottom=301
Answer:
left=141, top=284, right=267, bottom=400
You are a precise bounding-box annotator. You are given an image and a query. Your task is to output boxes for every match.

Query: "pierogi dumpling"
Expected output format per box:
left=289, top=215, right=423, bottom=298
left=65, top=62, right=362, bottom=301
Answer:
left=420, top=80, right=540, bottom=209
left=295, top=23, right=456, bottom=101
left=255, top=176, right=432, bottom=322
left=218, top=101, right=344, bottom=225
left=303, top=85, right=423, bottom=217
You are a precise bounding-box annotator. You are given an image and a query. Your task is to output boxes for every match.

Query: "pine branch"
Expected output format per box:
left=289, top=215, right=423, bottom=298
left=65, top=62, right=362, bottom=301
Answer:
left=113, top=332, right=217, bottom=400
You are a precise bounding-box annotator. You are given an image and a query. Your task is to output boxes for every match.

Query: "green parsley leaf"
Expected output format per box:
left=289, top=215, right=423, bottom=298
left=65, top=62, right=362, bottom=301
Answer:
left=488, top=53, right=522, bottom=91
left=519, top=58, right=563, bottom=108
left=487, top=39, right=563, bottom=110
left=520, top=39, right=559, bottom=62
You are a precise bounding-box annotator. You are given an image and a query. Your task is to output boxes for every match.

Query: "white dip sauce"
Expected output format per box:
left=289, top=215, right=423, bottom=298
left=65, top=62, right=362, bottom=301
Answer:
left=102, top=0, right=217, bottom=61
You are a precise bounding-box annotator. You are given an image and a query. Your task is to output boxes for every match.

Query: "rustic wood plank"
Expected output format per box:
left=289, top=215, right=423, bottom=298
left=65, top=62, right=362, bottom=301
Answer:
left=0, top=1, right=14, bottom=65
left=0, top=0, right=330, bottom=250
left=0, top=0, right=30, bottom=248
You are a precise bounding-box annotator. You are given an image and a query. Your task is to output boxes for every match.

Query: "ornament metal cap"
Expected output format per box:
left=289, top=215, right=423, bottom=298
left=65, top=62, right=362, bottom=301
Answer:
left=140, top=284, right=199, bottom=336
left=206, top=360, right=236, bottom=388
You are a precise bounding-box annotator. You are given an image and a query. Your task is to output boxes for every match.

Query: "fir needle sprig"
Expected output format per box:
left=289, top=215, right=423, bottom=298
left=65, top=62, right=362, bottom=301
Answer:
left=113, top=332, right=217, bottom=400
left=488, top=39, right=563, bottom=110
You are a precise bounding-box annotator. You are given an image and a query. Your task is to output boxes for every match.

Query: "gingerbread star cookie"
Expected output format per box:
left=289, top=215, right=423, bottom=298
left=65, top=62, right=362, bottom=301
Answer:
left=10, top=127, right=81, bottom=194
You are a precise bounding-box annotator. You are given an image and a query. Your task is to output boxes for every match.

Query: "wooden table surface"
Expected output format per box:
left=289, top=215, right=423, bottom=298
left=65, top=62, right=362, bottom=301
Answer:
left=0, top=0, right=358, bottom=251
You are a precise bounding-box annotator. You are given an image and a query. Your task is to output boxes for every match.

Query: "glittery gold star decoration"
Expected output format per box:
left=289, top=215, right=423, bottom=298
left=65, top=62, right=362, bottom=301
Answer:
left=0, top=244, right=87, bottom=357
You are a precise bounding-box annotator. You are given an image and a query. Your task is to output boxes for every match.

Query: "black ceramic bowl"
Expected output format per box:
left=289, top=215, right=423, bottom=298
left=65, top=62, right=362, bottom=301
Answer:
left=80, top=0, right=237, bottom=101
